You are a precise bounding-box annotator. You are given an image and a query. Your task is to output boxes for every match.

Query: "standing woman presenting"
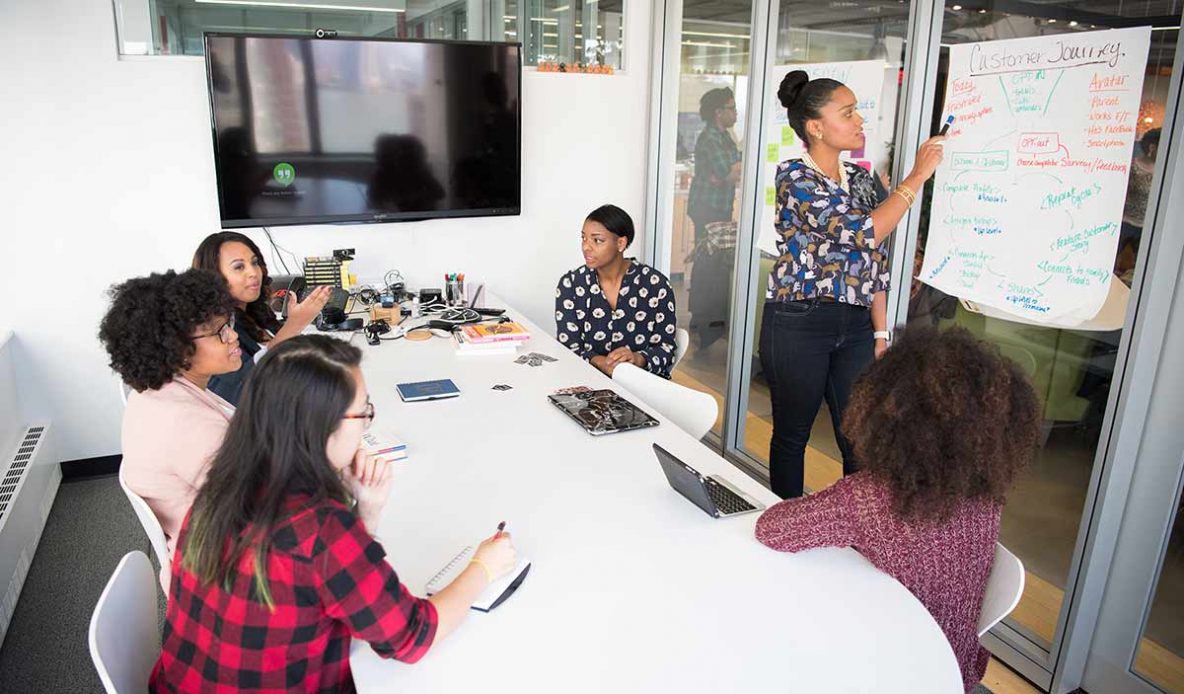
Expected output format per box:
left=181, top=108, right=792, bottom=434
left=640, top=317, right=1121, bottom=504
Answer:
left=761, top=70, right=945, bottom=499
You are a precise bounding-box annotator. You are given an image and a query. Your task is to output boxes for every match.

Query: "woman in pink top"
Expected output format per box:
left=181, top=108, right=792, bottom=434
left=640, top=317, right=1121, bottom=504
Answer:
left=755, top=327, right=1040, bottom=692
left=99, top=269, right=243, bottom=556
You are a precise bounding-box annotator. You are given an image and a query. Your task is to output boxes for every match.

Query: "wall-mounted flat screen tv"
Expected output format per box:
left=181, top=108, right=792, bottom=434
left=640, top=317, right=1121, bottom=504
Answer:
left=204, top=34, right=521, bottom=228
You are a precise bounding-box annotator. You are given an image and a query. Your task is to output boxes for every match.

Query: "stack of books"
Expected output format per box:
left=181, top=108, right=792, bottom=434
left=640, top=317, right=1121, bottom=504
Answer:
left=360, top=429, right=408, bottom=463
left=452, top=320, right=531, bottom=355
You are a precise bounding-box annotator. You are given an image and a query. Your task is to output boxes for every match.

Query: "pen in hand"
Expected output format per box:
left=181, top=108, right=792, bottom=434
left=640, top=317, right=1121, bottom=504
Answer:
left=494, top=521, right=506, bottom=540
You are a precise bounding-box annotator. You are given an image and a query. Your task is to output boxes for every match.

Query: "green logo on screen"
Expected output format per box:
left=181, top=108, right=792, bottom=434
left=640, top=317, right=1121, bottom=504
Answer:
left=273, top=162, right=296, bottom=187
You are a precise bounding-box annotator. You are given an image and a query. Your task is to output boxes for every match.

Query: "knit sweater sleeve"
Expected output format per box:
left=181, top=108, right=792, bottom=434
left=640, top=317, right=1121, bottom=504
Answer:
left=754, top=475, right=859, bottom=552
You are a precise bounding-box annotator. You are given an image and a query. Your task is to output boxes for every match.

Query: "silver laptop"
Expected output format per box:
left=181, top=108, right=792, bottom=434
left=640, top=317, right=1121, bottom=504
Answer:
left=653, top=444, right=766, bottom=518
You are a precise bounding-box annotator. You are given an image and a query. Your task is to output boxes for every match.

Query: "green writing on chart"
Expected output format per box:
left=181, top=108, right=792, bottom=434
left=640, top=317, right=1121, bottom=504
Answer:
left=950, top=150, right=1010, bottom=172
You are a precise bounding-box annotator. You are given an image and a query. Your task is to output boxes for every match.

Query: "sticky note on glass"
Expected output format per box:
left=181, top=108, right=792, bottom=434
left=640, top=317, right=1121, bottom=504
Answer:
left=765, top=186, right=776, bottom=206
left=781, top=126, right=795, bottom=146
left=767, top=143, right=779, bottom=162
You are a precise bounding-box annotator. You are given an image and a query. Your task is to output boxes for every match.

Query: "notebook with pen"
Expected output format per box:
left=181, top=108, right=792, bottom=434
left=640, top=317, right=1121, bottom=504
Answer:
left=425, top=547, right=531, bottom=612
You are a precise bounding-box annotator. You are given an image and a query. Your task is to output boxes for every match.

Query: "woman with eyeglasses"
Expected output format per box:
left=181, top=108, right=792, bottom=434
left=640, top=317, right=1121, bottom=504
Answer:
left=99, top=269, right=242, bottom=560
left=192, top=231, right=332, bottom=405
left=152, top=336, right=518, bottom=691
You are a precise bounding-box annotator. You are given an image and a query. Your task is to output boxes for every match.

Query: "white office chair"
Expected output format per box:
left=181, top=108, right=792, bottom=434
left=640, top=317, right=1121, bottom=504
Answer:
left=89, top=551, right=160, bottom=694
left=115, top=373, right=131, bottom=408
left=977, top=542, right=1026, bottom=637
left=118, top=467, right=172, bottom=578
left=673, top=328, right=690, bottom=369
left=612, top=362, right=718, bottom=439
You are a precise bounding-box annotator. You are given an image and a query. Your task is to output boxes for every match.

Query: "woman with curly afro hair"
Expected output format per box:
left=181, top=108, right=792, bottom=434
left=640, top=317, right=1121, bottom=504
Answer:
left=99, top=268, right=242, bottom=562
left=754, top=326, right=1041, bottom=693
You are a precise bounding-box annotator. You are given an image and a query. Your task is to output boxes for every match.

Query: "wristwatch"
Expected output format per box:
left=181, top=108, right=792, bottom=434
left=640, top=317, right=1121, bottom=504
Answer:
left=873, top=330, right=892, bottom=342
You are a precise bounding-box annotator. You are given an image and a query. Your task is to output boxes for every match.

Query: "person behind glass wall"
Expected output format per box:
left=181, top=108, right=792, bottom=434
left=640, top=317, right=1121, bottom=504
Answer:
left=687, top=88, right=741, bottom=351
left=98, top=269, right=241, bottom=572
left=192, top=231, right=332, bottom=405
left=152, top=336, right=518, bottom=690
left=756, top=327, right=1041, bottom=692
left=761, top=70, right=945, bottom=499
left=556, top=205, right=679, bottom=378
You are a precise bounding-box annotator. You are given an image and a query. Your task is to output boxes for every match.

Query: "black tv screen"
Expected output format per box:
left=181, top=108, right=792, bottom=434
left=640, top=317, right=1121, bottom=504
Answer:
left=204, top=34, right=521, bottom=228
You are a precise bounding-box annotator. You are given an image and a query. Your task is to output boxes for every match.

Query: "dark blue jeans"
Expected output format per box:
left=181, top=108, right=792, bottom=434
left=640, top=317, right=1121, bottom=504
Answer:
left=759, top=299, right=874, bottom=499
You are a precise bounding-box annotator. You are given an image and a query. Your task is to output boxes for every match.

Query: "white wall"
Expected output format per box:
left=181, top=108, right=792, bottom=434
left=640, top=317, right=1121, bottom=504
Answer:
left=0, top=0, right=654, bottom=462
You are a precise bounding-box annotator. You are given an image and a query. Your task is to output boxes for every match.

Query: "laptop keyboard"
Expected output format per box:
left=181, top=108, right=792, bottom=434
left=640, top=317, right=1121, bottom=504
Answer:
left=706, top=479, right=756, bottom=515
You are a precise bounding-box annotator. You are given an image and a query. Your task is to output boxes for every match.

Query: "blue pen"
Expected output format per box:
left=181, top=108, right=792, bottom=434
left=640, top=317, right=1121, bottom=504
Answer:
left=939, top=114, right=955, bottom=136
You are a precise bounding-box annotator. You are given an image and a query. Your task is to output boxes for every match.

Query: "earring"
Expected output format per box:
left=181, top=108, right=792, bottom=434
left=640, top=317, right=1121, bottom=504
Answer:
left=813, top=132, right=822, bottom=139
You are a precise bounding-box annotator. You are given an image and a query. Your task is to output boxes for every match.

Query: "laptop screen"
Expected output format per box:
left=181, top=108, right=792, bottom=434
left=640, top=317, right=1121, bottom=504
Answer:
left=653, top=444, right=717, bottom=516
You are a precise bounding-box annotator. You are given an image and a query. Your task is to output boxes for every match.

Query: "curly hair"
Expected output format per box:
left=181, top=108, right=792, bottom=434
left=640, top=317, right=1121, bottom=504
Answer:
left=843, top=326, right=1041, bottom=522
left=192, top=231, right=281, bottom=344
left=99, top=269, right=236, bottom=392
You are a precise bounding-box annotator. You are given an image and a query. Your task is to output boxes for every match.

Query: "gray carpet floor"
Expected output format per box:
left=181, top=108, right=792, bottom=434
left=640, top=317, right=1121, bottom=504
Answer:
left=0, top=475, right=163, bottom=693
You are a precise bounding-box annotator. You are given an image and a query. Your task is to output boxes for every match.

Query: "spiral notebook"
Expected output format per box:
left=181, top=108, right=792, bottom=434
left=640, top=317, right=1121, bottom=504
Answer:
left=424, top=546, right=532, bottom=612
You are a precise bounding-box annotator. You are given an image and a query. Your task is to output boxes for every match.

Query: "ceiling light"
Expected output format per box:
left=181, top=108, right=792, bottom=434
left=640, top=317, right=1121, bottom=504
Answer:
left=195, top=0, right=404, bottom=11
left=1048, top=18, right=1057, bottom=23
left=951, top=4, right=962, bottom=10
left=1069, top=20, right=1078, bottom=26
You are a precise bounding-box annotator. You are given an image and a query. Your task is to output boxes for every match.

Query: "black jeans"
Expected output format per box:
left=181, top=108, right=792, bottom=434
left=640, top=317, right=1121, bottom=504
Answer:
left=758, top=299, right=874, bottom=499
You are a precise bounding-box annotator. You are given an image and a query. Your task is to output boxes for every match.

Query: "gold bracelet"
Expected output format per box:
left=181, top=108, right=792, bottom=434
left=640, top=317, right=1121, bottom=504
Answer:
left=895, top=182, right=917, bottom=201
left=470, top=558, right=494, bottom=583
left=892, top=189, right=915, bottom=207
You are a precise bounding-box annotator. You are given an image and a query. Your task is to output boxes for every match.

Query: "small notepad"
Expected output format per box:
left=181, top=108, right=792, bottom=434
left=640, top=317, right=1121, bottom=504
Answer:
left=425, top=546, right=531, bottom=612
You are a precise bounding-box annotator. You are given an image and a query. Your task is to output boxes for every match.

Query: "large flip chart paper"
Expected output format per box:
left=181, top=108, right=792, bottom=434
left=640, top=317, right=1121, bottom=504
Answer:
left=920, top=27, right=1151, bottom=323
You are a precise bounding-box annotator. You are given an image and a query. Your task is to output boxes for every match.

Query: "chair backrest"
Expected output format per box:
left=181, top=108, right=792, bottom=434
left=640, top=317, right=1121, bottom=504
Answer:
left=673, top=328, right=690, bottom=369
left=115, top=373, right=131, bottom=408
left=88, top=551, right=160, bottom=694
left=118, top=467, right=172, bottom=574
left=977, top=542, right=1025, bottom=637
left=612, top=363, right=718, bottom=439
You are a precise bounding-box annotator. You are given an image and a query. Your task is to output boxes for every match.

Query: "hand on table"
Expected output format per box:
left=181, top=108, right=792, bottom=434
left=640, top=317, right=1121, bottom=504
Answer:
left=472, top=533, right=517, bottom=584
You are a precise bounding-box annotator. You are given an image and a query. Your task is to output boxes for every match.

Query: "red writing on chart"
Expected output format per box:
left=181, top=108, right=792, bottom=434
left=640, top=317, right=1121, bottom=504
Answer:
left=1017, top=132, right=1060, bottom=154
left=1089, top=72, right=1128, bottom=91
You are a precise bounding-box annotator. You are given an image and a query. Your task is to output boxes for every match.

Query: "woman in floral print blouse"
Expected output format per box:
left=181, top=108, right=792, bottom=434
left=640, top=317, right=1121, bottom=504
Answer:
left=555, top=205, right=678, bottom=379
left=761, top=70, right=946, bottom=499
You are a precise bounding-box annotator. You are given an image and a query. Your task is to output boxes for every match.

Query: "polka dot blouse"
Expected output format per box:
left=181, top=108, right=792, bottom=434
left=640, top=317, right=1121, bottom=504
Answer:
left=554, top=260, right=678, bottom=379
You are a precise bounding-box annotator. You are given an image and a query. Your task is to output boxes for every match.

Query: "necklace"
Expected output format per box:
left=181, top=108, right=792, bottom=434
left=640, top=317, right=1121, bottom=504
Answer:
left=800, top=151, right=848, bottom=192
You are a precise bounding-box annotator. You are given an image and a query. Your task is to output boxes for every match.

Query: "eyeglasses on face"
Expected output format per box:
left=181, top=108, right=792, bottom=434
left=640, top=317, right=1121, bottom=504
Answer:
left=343, top=401, right=376, bottom=430
left=195, top=315, right=237, bottom=344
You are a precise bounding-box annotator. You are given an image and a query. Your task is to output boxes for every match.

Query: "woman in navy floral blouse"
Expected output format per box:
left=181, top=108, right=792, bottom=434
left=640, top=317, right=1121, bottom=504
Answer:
left=761, top=70, right=946, bottom=499
left=556, top=205, right=678, bottom=379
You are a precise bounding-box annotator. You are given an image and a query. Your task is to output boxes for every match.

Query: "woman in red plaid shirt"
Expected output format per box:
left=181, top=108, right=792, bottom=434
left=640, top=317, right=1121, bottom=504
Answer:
left=151, top=335, right=517, bottom=692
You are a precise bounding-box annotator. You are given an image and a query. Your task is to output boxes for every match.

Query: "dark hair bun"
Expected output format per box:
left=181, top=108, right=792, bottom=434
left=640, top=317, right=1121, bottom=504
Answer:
left=778, top=70, right=809, bottom=109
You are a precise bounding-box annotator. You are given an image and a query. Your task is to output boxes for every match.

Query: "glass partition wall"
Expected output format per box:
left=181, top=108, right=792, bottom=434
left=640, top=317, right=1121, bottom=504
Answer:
left=650, top=0, right=1183, bottom=690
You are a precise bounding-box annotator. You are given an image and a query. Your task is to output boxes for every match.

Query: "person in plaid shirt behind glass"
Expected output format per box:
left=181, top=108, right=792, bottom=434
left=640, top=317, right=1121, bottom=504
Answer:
left=151, top=335, right=517, bottom=692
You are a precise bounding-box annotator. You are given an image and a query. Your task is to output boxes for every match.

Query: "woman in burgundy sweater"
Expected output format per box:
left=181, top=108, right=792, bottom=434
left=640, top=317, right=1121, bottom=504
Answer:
left=755, top=326, right=1040, bottom=692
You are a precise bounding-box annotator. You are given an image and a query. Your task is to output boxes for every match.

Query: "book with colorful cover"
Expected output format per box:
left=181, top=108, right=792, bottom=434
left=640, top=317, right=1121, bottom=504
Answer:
left=361, top=429, right=408, bottom=462
left=453, top=330, right=520, bottom=355
left=461, top=321, right=531, bottom=343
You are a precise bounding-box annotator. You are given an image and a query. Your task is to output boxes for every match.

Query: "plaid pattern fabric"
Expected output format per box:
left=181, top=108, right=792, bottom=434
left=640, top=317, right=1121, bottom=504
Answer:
left=555, top=261, right=678, bottom=379
left=151, top=497, right=438, bottom=693
left=766, top=159, right=890, bottom=307
left=688, top=124, right=740, bottom=224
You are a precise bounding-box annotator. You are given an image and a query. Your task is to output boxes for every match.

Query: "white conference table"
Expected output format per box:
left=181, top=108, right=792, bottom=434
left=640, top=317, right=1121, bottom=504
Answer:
left=348, top=299, right=964, bottom=693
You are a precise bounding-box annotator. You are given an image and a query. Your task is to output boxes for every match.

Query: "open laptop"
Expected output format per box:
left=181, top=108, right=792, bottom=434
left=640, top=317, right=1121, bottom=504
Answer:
left=547, top=389, right=659, bottom=436
left=653, top=443, right=766, bottom=518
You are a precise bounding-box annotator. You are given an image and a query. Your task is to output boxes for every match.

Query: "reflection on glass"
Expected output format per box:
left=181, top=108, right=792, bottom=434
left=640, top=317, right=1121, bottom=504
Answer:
left=1135, top=486, right=1184, bottom=693
left=667, top=0, right=753, bottom=437
left=741, top=0, right=910, bottom=494
left=907, top=1, right=1178, bottom=655
left=523, top=0, right=626, bottom=69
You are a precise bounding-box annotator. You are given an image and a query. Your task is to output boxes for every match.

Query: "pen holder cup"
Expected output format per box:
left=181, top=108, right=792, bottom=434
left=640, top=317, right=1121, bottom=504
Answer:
left=446, top=279, right=466, bottom=307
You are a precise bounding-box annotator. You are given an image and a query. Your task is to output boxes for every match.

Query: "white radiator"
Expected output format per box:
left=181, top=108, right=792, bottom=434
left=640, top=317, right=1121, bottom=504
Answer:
left=0, top=422, right=59, bottom=648
left=0, top=330, right=60, bottom=649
